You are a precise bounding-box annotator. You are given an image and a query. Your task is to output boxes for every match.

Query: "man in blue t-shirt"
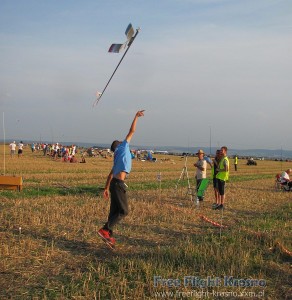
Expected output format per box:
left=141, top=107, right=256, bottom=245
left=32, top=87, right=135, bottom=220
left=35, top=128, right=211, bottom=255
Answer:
left=98, top=110, right=145, bottom=248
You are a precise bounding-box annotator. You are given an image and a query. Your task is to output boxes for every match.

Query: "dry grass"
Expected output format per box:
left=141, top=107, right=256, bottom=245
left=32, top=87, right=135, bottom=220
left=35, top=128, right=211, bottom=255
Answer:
left=0, top=145, right=291, bottom=299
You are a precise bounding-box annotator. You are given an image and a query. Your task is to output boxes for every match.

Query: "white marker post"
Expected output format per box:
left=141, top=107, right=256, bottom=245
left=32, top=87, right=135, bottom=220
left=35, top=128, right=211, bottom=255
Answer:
left=157, top=172, right=162, bottom=202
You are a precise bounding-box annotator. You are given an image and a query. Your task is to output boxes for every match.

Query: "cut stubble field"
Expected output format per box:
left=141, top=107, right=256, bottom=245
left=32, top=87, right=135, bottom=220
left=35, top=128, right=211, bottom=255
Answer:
left=0, top=146, right=291, bottom=299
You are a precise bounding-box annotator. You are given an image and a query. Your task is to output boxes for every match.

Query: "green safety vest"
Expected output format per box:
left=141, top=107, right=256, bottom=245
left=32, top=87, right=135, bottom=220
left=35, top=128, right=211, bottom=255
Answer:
left=216, top=156, right=229, bottom=181
left=234, top=156, right=238, bottom=164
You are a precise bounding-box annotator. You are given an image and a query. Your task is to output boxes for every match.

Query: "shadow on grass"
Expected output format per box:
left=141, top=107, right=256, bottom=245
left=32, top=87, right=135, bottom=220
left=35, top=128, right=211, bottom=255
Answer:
left=3, top=227, right=116, bottom=259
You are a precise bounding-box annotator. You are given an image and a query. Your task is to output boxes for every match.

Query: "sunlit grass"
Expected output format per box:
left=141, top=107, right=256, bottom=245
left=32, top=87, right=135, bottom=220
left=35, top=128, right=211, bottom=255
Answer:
left=0, top=145, right=291, bottom=299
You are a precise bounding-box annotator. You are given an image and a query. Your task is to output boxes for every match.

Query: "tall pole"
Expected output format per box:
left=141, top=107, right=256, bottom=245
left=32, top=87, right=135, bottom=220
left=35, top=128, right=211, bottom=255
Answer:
left=209, top=126, right=212, bottom=155
left=281, top=145, right=283, bottom=171
left=3, top=112, right=5, bottom=175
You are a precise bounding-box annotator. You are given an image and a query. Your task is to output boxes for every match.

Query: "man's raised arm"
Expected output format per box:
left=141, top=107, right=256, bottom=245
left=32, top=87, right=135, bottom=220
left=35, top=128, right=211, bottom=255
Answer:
left=125, top=110, right=145, bottom=143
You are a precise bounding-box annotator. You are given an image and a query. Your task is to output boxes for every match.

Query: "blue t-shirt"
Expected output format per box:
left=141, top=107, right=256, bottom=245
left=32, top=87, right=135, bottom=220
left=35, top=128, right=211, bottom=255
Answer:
left=112, top=140, right=132, bottom=176
left=204, top=156, right=212, bottom=164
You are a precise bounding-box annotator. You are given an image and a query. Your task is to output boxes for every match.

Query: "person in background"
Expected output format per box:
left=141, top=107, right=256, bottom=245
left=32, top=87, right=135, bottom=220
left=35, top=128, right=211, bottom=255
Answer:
left=43, top=143, right=47, bottom=156
left=70, top=155, right=78, bottom=163
left=212, top=149, right=221, bottom=209
left=234, top=155, right=238, bottom=171
left=215, top=146, right=229, bottom=210
left=9, top=141, right=16, bottom=158
left=194, top=149, right=207, bottom=201
left=18, top=141, right=24, bottom=158
left=98, top=110, right=145, bottom=248
left=137, top=149, right=141, bottom=160
left=280, top=168, right=292, bottom=191
left=204, top=154, right=213, bottom=169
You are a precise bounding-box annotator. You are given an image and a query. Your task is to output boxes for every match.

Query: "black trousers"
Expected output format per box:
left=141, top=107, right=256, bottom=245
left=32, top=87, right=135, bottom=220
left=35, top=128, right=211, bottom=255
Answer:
left=283, top=181, right=292, bottom=189
left=103, top=178, right=128, bottom=235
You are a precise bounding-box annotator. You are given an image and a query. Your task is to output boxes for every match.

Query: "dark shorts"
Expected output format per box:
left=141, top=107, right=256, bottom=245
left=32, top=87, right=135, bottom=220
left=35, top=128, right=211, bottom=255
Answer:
left=217, top=179, right=226, bottom=196
left=18, top=149, right=23, bottom=154
left=213, top=178, right=218, bottom=188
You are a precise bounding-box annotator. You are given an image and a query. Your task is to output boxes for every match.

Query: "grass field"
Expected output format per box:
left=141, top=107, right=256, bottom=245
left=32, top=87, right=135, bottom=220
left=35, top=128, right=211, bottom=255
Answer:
left=0, top=145, right=291, bottom=299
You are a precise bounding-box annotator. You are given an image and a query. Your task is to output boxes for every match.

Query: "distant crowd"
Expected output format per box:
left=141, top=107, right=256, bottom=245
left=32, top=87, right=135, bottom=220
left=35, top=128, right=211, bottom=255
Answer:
left=42, top=143, right=77, bottom=161
left=9, top=141, right=82, bottom=163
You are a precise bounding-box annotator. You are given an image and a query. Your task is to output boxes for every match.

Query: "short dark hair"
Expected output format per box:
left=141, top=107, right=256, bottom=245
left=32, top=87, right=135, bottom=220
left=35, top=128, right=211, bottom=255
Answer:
left=110, top=140, right=121, bottom=152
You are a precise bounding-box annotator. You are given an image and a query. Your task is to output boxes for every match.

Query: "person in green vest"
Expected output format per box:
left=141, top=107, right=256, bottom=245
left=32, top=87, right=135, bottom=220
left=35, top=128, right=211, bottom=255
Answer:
left=211, top=149, right=221, bottom=209
left=234, top=155, right=238, bottom=171
left=215, top=146, right=229, bottom=210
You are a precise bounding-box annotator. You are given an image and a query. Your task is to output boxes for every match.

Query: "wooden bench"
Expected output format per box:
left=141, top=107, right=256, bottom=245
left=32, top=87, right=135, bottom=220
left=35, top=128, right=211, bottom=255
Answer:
left=0, top=175, right=23, bottom=191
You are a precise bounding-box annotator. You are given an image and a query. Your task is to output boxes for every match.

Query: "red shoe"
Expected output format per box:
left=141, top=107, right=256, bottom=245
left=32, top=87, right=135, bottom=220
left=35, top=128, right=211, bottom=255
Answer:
left=98, top=229, right=115, bottom=249
left=107, top=236, right=116, bottom=247
left=98, top=228, right=110, bottom=241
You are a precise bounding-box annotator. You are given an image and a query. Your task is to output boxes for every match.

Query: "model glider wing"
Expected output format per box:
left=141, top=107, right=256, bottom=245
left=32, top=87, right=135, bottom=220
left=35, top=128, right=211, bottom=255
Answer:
left=125, top=23, right=135, bottom=41
left=108, top=24, right=134, bottom=53
left=108, top=43, right=126, bottom=53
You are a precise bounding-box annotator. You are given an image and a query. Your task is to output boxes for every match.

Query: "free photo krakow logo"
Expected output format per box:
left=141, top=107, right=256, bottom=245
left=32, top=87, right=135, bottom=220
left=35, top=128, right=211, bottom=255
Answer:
left=153, top=276, right=266, bottom=288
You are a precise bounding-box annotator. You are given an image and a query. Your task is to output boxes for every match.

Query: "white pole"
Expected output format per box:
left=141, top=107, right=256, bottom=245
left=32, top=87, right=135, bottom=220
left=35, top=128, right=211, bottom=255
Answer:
left=157, top=172, right=162, bottom=202
left=209, top=126, right=212, bottom=155
left=281, top=146, right=283, bottom=171
left=3, top=112, right=5, bottom=175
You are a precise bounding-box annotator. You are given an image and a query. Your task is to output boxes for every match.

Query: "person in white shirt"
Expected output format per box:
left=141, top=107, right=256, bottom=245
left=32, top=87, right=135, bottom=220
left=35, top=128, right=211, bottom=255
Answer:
left=194, top=149, right=207, bottom=201
left=71, top=145, right=76, bottom=156
left=9, top=141, right=16, bottom=157
left=280, top=169, right=292, bottom=190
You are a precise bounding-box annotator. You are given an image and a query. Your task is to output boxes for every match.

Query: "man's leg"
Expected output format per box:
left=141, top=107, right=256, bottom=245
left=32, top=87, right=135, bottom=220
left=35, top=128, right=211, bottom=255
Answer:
left=104, top=178, right=128, bottom=235
left=214, top=179, right=219, bottom=204
left=216, top=179, right=225, bottom=209
left=220, top=194, right=225, bottom=205
left=196, top=179, right=203, bottom=201
left=212, top=178, right=219, bottom=208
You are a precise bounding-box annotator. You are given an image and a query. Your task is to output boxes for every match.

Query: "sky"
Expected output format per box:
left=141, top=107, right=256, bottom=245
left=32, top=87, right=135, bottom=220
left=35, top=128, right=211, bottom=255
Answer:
left=0, top=0, right=291, bottom=150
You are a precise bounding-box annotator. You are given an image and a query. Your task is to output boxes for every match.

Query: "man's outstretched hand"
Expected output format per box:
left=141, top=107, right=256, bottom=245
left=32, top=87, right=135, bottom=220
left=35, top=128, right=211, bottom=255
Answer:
left=136, top=110, right=145, bottom=117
